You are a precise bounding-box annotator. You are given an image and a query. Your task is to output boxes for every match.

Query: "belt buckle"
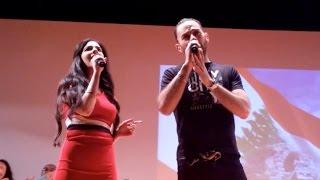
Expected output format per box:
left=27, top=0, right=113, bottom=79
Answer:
left=187, top=150, right=222, bottom=167
left=180, top=156, right=200, bottom=167
left=200, top=150, right=222, bottom=162
left=188, top=158, right=200, bottom=166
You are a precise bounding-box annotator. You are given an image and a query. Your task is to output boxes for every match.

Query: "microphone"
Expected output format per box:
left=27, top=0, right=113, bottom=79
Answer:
left=190, top=44, right=199, bottom=53
left=95, top=58, right=106, bottom=67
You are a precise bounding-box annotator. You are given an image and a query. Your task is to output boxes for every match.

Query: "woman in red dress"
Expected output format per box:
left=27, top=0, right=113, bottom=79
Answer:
left=53, top=38, right=141, bottom=180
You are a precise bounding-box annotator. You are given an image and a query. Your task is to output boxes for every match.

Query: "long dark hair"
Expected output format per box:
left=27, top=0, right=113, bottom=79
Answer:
left=0, top=159, right=14, bottom=180
left=53, top=38, right=120, bottom=146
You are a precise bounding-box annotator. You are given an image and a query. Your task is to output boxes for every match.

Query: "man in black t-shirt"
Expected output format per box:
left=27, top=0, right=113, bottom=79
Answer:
left=158, top=18, right=251, bottom=180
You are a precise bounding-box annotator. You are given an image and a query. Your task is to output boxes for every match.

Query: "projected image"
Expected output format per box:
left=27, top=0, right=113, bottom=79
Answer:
left=157, top=65, right=320, bottom=179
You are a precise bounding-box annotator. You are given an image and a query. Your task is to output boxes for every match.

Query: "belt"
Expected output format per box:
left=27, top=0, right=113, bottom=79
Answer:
left=182, top=150, right=222, bottom=167
left=180, top=148, right=241, bottom=167
left=65, top=117, right=114, bottom=134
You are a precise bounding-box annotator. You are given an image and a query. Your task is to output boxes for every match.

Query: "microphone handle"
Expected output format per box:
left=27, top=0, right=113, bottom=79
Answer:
left=96, top=58, right=106, bottom=67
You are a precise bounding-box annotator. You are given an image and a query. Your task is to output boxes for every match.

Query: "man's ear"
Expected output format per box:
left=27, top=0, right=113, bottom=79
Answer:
left=175, top=44, right=183, bottom=53
left=204, top=32, right=210, bottom=43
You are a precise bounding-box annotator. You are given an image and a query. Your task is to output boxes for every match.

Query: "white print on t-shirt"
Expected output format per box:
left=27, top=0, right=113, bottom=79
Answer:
left=187, top=70, right=220, bottom=92
left=210, top=70, right=219, bottom=103
left=187, top=70, right=220, bottom=104
left=187, top=72, right=204, bottom=93
left=210, top=69, right=219, bottom=79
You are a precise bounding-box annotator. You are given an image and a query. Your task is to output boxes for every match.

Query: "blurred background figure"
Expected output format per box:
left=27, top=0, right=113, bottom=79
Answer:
left=0, top=159, right=14, bottom=180
left=37, top=164, right=56, bottom=180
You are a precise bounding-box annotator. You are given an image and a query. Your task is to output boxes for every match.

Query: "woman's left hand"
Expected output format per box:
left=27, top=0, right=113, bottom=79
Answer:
left=116, top=118, right=142, bottom=137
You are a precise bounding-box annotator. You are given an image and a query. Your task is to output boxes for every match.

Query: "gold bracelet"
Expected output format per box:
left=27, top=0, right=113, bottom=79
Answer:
left=85, top=91, right=97, bottom=95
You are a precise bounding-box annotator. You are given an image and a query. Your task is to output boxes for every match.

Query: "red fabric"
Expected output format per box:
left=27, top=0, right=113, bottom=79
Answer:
left=63, top=92, right=117, bottom=126
left=54, top=129, right=117, bottom=180
left=83, top=92, right=117, bottom=125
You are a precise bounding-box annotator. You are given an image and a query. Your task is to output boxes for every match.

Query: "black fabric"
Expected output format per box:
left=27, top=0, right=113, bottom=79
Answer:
left=67, top=124, right=111, bottom=134
left=160, top=61, right=245, bottom=178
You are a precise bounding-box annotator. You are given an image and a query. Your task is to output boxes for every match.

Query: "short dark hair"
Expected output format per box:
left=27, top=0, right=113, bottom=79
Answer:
left=174, top=18, right=203, bottom=41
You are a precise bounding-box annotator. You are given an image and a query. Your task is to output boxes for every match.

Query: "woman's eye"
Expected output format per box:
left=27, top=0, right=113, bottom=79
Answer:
left=84, top=46, right=93, bottom=51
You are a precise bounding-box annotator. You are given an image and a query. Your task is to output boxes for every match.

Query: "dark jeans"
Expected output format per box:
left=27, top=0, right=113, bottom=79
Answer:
left=177, top=155, right=247, bottom=180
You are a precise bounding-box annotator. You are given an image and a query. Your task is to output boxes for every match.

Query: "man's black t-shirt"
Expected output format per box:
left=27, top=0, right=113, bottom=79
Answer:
left=160, top=61, right=244, bottom=163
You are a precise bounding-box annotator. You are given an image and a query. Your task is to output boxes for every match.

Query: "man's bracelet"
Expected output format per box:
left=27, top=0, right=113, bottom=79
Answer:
left=206, top=79, right=218, bottom=90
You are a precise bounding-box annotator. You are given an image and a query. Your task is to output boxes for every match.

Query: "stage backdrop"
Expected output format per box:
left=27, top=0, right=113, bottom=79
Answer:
left=0, top=18, right=319, bottom=180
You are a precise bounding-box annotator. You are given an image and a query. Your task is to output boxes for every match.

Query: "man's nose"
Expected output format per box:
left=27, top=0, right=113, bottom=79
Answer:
left=190, top=34, right=197, bottom=41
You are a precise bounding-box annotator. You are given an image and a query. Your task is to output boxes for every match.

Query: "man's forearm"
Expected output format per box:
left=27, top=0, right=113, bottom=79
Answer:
left=209, top=85, right=250, bottom=119
left=158, top=64, right=192, bottom=115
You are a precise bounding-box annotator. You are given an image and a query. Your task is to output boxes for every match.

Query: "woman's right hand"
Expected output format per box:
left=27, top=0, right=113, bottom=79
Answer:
left=91, top=55, right=107, bottom=73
